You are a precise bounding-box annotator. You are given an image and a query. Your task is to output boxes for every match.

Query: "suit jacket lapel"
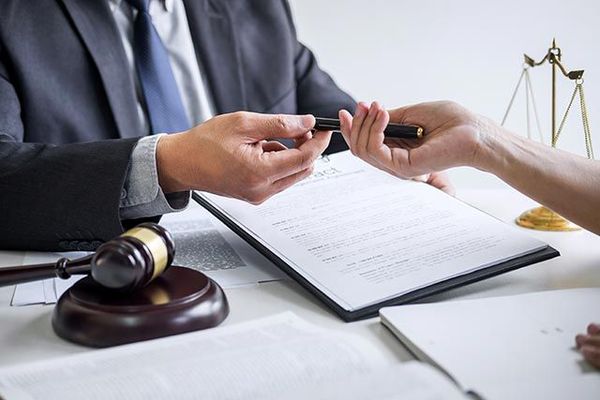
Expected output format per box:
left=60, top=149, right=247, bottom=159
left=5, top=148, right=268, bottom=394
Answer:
left=60, top=0, right=143, bottom=139
left=183, top=0, right=246, bottom=114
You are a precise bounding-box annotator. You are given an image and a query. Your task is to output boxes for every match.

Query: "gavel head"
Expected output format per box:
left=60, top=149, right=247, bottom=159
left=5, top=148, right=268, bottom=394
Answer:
left=91, top=223, right=175, bottom=291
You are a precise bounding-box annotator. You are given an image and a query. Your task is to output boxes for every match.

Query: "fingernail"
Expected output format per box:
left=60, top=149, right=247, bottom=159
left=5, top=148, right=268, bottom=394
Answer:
left=301, top=114, right=315, bottom=128
left=369, top=102, right=378, bottom=116
left=355, top=104, right=366, bottom=118
left=339, top=109, right=350, bottom=122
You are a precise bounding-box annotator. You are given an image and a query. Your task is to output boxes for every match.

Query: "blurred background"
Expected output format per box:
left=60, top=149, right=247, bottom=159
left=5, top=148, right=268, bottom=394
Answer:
left=289, top=0, right=600, bottom=189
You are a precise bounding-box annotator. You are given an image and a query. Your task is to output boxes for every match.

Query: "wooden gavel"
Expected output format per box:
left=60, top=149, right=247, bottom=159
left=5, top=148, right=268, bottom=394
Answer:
left=0, top=223, right=175, bottom=292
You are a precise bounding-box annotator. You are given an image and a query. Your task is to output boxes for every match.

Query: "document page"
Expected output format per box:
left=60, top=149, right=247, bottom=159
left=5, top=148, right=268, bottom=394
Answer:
left=380, top=288, right=600, bottom=400
left=11, top=252, right=88, bottom=306
left=0, top=312, right=465, bottom=400
left=160, top=204, right=286, bottom=287
left=199, top=151, right=548, bottom=311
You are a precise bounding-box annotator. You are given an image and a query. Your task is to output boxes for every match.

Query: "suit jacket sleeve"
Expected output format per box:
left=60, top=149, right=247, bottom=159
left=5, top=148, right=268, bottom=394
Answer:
left=281, top=1, right=356, bottom=154
left=0, top=55, right=139, bottom=252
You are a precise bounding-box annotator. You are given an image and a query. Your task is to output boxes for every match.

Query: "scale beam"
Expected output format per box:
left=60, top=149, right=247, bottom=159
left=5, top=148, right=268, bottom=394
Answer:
left=523, top=41, right=584, bottom=80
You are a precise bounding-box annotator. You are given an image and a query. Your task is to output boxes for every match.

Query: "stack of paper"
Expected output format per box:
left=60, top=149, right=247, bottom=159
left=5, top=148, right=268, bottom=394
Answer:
left=380, top=288, right=600, bottom=399
left=0, top=312, right=467, bottom=399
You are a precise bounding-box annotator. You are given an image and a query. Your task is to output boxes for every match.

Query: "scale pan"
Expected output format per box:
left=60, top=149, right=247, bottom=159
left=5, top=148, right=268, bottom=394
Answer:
left=516, top=206, right=580, bottom=232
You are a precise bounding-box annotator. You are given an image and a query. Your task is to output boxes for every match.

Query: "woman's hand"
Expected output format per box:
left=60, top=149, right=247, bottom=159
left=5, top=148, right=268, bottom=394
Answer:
left=339, top=101, right=501, bottom=194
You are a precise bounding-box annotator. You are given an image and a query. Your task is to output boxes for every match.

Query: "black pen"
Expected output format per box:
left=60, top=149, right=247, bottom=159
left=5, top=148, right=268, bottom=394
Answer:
left=312, top=117, right=423, bottom=139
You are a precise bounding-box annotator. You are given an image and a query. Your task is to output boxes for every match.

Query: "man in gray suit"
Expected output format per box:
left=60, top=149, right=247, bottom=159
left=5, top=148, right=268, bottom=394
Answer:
left=0, top=0, right=355, bottom=250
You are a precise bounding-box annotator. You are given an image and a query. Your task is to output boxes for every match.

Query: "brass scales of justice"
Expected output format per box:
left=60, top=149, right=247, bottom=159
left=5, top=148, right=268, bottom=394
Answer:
left=502, top=39, right=594, bottom=231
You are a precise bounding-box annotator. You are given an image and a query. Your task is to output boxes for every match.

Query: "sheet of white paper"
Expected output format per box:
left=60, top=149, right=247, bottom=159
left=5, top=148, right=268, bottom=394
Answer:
left=284, top=362, right=467, bottom=400
left=0, top=312, right=466, bottom=400
left=380, top=288, right=600, bottom=400
left=11, top=252, right=89, bottom=306
left=53, top=276, right=85, bottom=300
left=160, top=203, right=286, bottom=287
left=10, top=281, right=46, bottom=307
left=200, top=151, right=548, bottom=311
left=42, top=279, right=55, bottom=304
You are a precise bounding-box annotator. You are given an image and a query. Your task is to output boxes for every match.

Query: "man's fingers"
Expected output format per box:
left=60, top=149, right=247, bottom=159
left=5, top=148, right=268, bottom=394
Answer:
left=270, top=165, right=315, bottom=195
left=244, top=113, right=315, bottom=140
left=247, top=165, right=314, bottom=205
left=261, top=130, right=331, bottom=181
left=293, top=131, right=313, bottom=148
left=256, top=131, right=330, bottom=200
left=261, top=140, right=288, bottom=153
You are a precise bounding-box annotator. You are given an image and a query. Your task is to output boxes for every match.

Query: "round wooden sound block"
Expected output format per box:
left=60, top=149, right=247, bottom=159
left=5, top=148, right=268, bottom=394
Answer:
left=52, top=267, right=229, bottom=347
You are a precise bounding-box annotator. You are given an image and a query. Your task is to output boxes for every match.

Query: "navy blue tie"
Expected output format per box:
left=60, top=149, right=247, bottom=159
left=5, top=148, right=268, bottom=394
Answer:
left=126, top=0, right=190, bottom=134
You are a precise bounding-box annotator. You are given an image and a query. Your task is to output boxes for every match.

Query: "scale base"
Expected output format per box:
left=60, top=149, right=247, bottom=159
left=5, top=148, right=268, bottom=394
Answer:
left=516, top=206, right=580, bottom=232
left=52, top=266, right=229, bottom=348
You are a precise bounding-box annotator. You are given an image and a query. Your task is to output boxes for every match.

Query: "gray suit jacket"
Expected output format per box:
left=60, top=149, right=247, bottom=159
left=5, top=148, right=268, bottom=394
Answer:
left=0, top=0, right=355, bottom=250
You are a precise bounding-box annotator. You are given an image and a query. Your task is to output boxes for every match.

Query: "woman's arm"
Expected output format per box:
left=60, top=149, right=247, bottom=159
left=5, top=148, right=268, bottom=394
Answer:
left=480, top=119, right=600, bottom=234
left=339, top=101, right=600, bottom=234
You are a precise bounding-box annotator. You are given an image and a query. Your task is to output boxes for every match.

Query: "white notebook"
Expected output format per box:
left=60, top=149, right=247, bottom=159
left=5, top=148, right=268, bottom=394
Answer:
left=380, top=288, right=600, bottom=400
left=0, top=312, right=467, bottom=400
left=194, top=151, right=557, bottom=320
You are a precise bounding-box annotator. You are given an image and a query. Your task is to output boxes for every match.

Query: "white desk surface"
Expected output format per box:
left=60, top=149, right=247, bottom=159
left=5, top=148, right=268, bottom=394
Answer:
left=1, top=186, right=599, bottom=369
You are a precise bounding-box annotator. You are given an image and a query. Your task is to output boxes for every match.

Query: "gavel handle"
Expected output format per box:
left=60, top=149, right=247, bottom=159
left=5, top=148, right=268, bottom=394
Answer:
left=0, top=255, right=92, bottom=287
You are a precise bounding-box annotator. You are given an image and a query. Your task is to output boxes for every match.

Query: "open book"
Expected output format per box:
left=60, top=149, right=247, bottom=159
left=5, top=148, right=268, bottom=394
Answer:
left=193, top=151, right=558, bottom=320
left=0, top=312, right=467, bottom=400
left=380, top=288, right=600, bottom=400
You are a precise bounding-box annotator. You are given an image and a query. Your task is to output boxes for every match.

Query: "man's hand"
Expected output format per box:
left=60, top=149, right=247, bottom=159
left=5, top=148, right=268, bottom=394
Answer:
left=156, top=112, right=331, bottom=204
left=338, top=101, right=501, bottom=194
left=576, top=323, right=600, bottom=368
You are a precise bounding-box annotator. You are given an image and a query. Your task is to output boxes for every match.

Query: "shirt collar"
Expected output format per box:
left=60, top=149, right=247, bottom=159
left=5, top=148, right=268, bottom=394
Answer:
left=109, top=0, right=174, bottom=13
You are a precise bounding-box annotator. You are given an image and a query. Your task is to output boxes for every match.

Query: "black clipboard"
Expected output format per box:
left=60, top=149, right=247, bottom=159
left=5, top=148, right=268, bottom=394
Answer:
left=193, top=192, right=560, bottom=322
